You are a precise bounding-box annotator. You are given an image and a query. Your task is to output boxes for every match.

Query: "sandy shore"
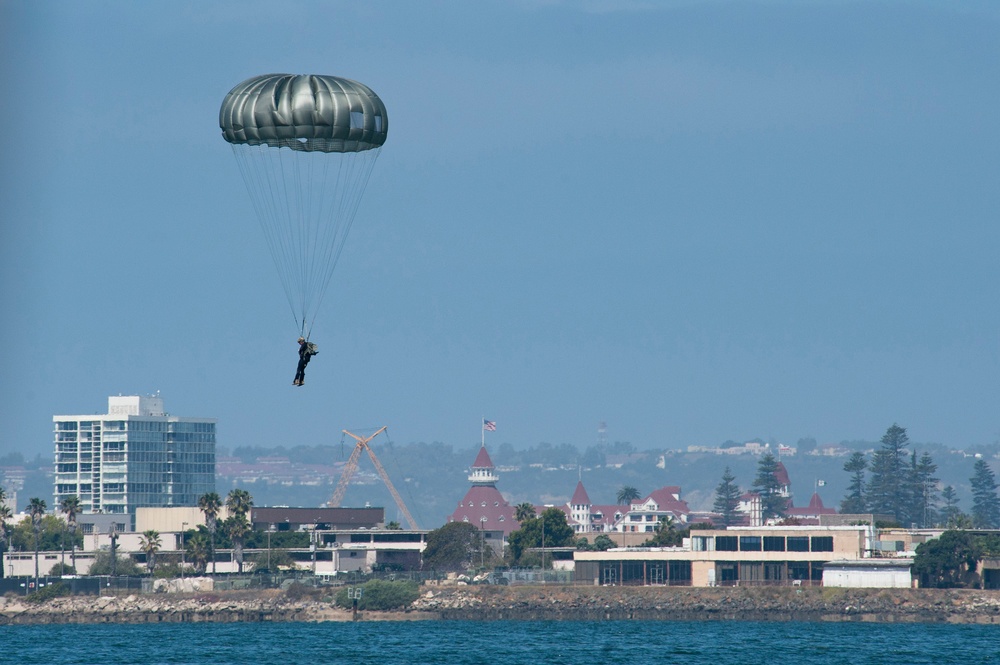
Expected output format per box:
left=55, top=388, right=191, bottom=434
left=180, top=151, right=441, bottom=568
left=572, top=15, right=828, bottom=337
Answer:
left=2, top=586, right=999, bottom=625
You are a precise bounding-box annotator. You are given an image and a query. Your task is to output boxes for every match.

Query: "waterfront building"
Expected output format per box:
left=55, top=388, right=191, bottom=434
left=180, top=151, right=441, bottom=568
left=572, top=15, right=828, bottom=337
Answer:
left=574, top=524, right=871, bottom=587
left=53, top=394, right=216, bottom=519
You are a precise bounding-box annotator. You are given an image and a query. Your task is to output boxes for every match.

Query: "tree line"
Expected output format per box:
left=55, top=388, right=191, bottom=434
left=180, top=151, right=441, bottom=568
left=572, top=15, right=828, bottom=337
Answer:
left=838, top=424, right=1000, bottom=528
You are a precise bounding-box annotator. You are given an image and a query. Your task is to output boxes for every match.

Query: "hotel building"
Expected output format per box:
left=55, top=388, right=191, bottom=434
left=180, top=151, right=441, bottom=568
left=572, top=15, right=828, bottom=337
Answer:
left=53, top=394, right=215, bottom=517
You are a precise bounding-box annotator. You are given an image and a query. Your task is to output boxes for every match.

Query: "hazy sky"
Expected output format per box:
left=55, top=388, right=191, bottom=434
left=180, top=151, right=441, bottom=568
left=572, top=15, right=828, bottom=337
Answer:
left=2, top=1, right=998, bottom=460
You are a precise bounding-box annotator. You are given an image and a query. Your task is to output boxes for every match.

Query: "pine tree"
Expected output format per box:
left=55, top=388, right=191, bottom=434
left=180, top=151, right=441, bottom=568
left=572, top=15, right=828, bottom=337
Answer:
left=865, top=424, right=910, bottom=524
left=969, top=459, right=1000, bottom=528
left=840, top=452, right=868, bottom=514
left=752, top=453, right=787, bottom=520
left=909, top=451, right=939, bottom=528
left=939, top=485, right=963, bottom=527
left=712, top=466, right=742, bottom=527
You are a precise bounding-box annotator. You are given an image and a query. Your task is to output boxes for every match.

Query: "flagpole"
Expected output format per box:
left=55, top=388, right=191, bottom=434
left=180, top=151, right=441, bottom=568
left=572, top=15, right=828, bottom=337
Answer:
left=482, top=416, right=485, bottom=448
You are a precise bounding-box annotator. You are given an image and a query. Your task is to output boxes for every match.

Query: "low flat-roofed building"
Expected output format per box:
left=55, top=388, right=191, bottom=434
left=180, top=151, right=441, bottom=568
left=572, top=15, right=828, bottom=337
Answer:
left=251, top=506, right=384, bottom=531
left=575, top=525, right=869, bottom=587
left=822, top=559, right=913, bottom=588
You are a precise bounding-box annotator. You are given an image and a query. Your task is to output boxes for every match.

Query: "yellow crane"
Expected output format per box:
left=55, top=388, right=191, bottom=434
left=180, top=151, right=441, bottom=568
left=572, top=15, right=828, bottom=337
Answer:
left=329, top=426, right=419, bottom=530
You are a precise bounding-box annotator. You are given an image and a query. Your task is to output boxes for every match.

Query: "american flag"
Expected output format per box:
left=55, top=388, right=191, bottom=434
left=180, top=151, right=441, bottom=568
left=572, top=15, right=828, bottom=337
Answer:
left=483, top=419, right=496, bottom=431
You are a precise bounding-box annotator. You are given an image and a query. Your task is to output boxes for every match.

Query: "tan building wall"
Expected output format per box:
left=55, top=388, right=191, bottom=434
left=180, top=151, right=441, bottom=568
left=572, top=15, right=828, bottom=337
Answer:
left=135, top=506, right=230, bottom=533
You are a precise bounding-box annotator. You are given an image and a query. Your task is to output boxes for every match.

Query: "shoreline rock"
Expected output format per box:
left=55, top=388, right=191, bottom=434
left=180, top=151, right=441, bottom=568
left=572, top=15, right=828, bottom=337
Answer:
left=2, top=586, right=998, bottom=626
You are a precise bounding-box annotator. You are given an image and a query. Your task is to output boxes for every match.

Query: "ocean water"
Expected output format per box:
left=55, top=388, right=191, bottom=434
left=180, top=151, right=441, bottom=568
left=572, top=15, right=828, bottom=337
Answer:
left=1, top=620, right=998, bottom=665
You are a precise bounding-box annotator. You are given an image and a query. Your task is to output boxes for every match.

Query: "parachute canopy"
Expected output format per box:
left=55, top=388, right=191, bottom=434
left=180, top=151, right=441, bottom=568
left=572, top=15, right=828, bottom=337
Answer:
left=220, top=74, right=388, bottom=152
left=220, top=74, right=388, bottom=337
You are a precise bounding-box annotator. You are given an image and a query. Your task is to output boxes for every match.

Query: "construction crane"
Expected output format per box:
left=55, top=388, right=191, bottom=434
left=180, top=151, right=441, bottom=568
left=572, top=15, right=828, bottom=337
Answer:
left=329, top=426, right=419, bottom=530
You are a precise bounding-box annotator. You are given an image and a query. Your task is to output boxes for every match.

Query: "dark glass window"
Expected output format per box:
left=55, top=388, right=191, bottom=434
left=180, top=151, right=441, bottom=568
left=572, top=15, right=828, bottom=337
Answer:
left=787, top=536, right=809, bottom=552
left=739, top=536, right=762, bottom=551
left=716, top=536, right=738, bottom=551
left=763, top=536, right=786, bottom=552
left=810, top=536, right=834, bottom=552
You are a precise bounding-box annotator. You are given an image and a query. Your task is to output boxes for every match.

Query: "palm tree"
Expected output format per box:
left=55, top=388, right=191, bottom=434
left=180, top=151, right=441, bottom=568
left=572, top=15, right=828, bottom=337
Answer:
left=225, top=489, right=253, bottom=574
left=225, top=488, right=253, bottom=518
left=139, top=530, right=161, bottom=575
left=616, top=485, right=641, bottom=505
left=198, top=492, right=222, bottom=574
left=514, top=503, right=536, bottom=523
left=185, top=533, right=210, bottom=574
left=59, top=495, right=82, bottom=574
left=0, top=503, right=11, bottom=580
left=28, top=497, right=47, bottom=587
left=226, top=516, right=251, bottom=573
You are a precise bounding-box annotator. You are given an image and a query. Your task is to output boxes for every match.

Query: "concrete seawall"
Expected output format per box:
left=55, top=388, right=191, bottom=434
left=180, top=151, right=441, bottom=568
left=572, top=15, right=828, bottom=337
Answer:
left=2, top=586, right=999, bottom=625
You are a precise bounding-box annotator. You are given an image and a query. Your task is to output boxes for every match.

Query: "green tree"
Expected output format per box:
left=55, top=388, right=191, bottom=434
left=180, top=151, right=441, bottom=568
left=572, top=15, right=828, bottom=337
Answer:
left=616, top=486, right=641, bottom=505
left=0, top=487, right=11, bottom=580
left=139, top=530, right=161, bottom=575
left=385, top=521, right=402, bottom=530
left=185, top=533, right=210, bottom=574
left=223, top=515, right=252, bottom=573
left=865, top=423, right=910, bottom=523
left=334, top=579, right=420, bottom=611
left=9, top=515, right=81, bottom=552
left=795, top=437, right=817, bottom=455
left=87, top=550, right=142, bottom=577
left=592, top=534, right=615, bottom=551
left=912, top=530, right=983, bottom=588
left=712, top=466, right=742, bottom=527
left=506, top=507, right=575, bottom=565
left=643, top=516, right=687, bottom=547
left=225, top=486, right=254, bottom=572
left=752, top=453, right=787, bottom=520
left=514, top=503, right=536, bottom=522
left=840, top=452, right=868, bottom=514
left=421, top=521, right=483, bottom=572
left=909, top=451, right=939, bottom=528
left=59, top=495, right=82, bottom=575
left=28, top=497, right=47, bottom=586
left=939, top=485, right=963, bottom=527
left=248, top=548, right=296, bottom=572
left=225, top=488, right=254, bottom=518
left=198, top=492, right=222, bottom=574
left=969, top=459, right=1000, bottom=529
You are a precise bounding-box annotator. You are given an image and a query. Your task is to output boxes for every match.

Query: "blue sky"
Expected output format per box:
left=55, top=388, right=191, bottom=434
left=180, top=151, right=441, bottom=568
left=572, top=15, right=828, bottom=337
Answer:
left=2, top=1, right=998, bottom=460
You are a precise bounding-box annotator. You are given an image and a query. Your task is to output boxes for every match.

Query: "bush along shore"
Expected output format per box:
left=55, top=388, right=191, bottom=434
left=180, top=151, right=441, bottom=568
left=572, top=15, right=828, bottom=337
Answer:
left=2, top=585, right=1000, bottom=625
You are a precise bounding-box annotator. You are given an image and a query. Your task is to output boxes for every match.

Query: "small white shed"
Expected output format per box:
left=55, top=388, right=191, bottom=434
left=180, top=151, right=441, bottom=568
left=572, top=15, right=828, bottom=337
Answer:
left=822, top=558, right=913, bottom=588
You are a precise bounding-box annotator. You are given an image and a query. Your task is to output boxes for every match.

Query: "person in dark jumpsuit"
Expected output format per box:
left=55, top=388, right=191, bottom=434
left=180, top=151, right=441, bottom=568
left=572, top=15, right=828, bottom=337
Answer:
left=294, top=336, right=313, bottom=386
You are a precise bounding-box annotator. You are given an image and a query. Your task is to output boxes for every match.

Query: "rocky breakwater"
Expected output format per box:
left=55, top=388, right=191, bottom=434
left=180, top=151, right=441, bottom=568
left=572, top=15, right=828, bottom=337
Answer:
left=0, top=590, right=350, bottom=625
left=412, top=586, right=1000, bottom=624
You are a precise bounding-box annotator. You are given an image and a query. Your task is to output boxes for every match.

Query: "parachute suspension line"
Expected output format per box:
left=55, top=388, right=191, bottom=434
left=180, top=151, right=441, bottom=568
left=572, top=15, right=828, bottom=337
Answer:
left=231, top=145, right=302, bottom=331
left=230, top=144, right=382, bottom=338
left=309, top=147, right=383, bottom=332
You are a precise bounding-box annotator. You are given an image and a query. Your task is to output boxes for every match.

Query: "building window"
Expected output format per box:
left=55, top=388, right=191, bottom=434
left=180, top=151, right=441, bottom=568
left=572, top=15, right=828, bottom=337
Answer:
left=763, top=536, right=786, bottom=552
left=739, top=536, right=762, bottom=551
left=716, top=536, right=738, bottom=551
left=810, top=536, right=834, bottom=552
left=787, top=536, right=809, bottom=552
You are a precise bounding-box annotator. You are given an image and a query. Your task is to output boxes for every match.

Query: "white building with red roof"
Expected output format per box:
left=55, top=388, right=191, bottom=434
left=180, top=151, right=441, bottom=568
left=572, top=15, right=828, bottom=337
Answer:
left=617, top=486, right=692, bottom=533
left=560, top=481, right=623, bottom=534
left=447, top=446, right=518, bottom=536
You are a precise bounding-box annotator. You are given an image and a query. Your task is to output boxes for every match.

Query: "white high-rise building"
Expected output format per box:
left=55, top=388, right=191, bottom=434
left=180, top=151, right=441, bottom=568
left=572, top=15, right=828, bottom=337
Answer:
left=53, top=395, right=216, bottom=515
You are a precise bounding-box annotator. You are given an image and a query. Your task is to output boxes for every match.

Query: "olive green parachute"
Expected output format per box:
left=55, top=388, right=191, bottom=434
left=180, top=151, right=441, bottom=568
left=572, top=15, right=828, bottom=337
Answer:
left=220, top=74, right=388, bottom=336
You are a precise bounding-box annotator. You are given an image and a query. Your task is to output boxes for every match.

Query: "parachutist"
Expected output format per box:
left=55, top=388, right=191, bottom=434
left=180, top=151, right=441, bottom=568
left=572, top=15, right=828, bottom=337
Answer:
left=293, top=337, right=317, bottom=386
